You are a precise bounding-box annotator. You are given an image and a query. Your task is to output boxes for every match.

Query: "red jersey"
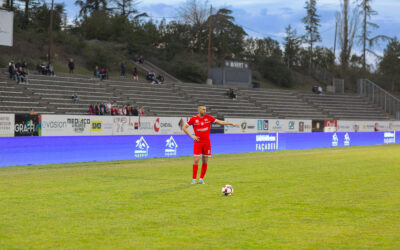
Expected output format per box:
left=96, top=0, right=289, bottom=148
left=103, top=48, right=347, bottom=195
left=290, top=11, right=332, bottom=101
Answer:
left=186, top=114, right=216, bottom=143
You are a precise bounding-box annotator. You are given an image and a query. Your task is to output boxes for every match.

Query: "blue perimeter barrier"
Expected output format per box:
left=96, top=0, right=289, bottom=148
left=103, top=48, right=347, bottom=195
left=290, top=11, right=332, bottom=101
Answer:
left=0, top=132, right=398, bottom=167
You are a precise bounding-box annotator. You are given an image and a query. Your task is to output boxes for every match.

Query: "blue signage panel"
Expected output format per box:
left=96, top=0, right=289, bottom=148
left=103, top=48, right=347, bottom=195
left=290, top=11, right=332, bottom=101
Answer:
left=0, top=132, right=398, bottom=167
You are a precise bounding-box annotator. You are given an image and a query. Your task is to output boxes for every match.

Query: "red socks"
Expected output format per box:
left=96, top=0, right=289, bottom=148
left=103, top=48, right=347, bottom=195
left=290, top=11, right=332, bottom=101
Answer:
left=200, top=164, right=208, bottom=179
left=192, top=164, right=198, bottom=179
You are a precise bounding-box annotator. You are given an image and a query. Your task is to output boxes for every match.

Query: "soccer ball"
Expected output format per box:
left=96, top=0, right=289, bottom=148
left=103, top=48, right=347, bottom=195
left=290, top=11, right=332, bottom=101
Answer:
left=222, top=185, right=233, bottom=196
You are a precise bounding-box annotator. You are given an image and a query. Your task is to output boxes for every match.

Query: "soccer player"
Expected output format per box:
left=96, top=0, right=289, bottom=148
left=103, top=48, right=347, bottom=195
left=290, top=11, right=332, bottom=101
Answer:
left=182, top=105, right=239, bottom=184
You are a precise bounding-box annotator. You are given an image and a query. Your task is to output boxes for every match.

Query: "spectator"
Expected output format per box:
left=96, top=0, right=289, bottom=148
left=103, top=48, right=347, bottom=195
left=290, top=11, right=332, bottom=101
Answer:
left=132, top=105, right=139, bottom=116
left=47, top=63, right=55, bottom=76
left=15, top=61, right=22, bottom=69
left=68, top=58, right=74, bottom=73
left=120, top=105, right=126, bottom=116
left=40, top=62, right=48, bottom=75
left=15, top=67, right=23, bottom=83
left=139, top=106, right=144, bottom=116
left=111, top=105, right=118, bottom=116
left=139, top=56, right=144, bottom=64
left=133, top=67, right=138, bottom=80
left=100, top=102, right=106, bottom=115
left=120, top=61, right=126, bottom=77
left=227, top=88, right=237, bottom=100
left=312, top=86, right=323, bottom=95
left=88, top=105, right=95, bottom=115
left=72, top=92, right=79, bottom=103
left=29, top=108, right=37, bottom=115
left=20, top=67, right=29, bottom=84
left=8, top=62, right=16, bottom=80
left=100, top=68, right=108, bottom=80
left=156, top=74, right=164, bottom=83
left=22, top=61, right=27, bottom=69
left=106, top=101, right=112, bottom=115
left=133, top=55, right=139, bottom=62
left=93, top=66, right=101, bottom=78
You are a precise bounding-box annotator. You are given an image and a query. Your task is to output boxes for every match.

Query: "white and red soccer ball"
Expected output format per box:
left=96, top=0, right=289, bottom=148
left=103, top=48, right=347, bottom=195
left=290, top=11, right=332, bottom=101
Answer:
left=222, top=185, right=233, bottom=196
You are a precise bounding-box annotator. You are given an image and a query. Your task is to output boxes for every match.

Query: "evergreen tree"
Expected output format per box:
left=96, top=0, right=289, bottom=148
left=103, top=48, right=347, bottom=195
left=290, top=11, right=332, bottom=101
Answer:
left=302, top=0, right=321, bottom=71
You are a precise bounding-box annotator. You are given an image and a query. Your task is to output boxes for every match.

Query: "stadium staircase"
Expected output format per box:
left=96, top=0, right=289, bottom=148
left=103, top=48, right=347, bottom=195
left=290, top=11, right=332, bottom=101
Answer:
left=0, top=69, right=395, bottom=120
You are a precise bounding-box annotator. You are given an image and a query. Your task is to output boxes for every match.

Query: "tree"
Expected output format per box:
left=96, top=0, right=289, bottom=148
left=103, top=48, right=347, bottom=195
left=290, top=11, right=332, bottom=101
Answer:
left=244, top=37, right=282, bottom=62
left=337, top=0, right=359, bottom=70
left=211, top=8, right=247, bottom=59
left=302, top=0, right=321, bottom=71
left=75, top=0, right=109, bottom=17
left=379, top=38, right=400, bottom=91
left=284, top=25, right=302, bottom=69
left=112, top=0, right=147, bottom=19
left=358, top=0, right=390, bottom=70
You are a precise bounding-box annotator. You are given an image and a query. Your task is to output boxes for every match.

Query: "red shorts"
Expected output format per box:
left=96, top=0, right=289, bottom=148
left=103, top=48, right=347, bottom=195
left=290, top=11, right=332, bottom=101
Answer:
left=193, top=141, right=211, bottom=156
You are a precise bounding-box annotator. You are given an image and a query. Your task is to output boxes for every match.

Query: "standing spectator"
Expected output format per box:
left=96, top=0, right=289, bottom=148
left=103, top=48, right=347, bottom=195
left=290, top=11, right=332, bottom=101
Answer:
left=100, top=102, right=106, bottom=115
left=106, top=101, right=112, bottom=115
left=133, top=67, right=138, bottom=80
left=8, top=62, right=16, bottom=80
left=132, top=105, right=139, bottom=116
left=72, top=92, right=79, bottom=103
left=111, top=106, right=118, bottom=116
left=47, top=63, right=55, bottom=76
left=88, top=105, right=95, bottom=115
left=120, top=61, right=126, bottom=77
left=139, top=106, right=145, bottom=116
left=29, top=108, right=37, bottom=115
left=68, top=58, right=74, bottom=74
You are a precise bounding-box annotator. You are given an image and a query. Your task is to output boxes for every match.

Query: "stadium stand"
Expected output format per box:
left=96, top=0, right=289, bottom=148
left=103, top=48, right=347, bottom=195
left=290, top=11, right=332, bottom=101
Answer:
left=0, top=68, right=395, bottom=120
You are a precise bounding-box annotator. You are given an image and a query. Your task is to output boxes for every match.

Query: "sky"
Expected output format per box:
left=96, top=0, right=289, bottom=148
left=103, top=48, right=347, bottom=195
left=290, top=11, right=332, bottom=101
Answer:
left=58, top=0, right=400, bottom=66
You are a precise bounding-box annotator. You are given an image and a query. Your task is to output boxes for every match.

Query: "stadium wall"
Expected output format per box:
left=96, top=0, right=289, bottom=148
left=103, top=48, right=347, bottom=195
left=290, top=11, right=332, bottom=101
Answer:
left=0, top=132, right=398, bottom=167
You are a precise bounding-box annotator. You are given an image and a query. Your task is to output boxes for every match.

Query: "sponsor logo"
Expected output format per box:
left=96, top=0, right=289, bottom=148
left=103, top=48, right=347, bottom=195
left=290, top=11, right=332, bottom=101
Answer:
left=332, top=133, right=338, bottom=147
left=153, top=118, right=173, bottom=132
left=135, top=136, right=149, bottom=158
left=272, top=120, right=282, bottom=130
left=91, top=121, right=102, bottom=131
left=165, top=136, right=178, bottom=156
left=256, top=134, right=276, bottom=142
left=14, top=120, right=36, bottom=133
left=344, top=133, right=350, bottom=146
left=257, top=120, right=269, bottom=131
left=288, top=121, right=295, bottom=130
left=67, top=118, right=90, bottom=133
left=384, top=132, right=395, bottom=144
left=241, top=121, right=247, bottom=132
left=196, top=127, right=209, bottom=132
left=299, top=121, right=304, bottom=132
left=256, top=135, right=277, bottom=152
left=41, top=121, right=67, bottom=129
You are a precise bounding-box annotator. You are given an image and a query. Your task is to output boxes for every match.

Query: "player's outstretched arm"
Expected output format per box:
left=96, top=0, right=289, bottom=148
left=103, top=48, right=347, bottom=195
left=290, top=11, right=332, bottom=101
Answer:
left=182, top=123, right=199, bottom=141
left=215, top=120, right=239, bottom=126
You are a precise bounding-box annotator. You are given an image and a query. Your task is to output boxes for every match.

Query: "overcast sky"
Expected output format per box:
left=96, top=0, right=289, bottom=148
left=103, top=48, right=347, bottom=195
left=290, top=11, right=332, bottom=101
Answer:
left=59, top=0, right=400, bottom=65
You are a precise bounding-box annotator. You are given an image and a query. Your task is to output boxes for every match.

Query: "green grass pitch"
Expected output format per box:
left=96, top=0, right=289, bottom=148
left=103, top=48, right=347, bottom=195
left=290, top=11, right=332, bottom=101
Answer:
left=1, top=145, right=400, bottom=249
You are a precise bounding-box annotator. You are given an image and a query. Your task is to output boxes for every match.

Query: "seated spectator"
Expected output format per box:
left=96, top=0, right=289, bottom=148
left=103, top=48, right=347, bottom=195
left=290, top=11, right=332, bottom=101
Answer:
left=19, top=67, right=29, bottom=84
left=139, top=56, right=144, bottom=64
left=146, top=72, right=155, bottom=81
left=15, top=67, right=23, bottom=84
left=227, top=88, right=237, bottom=100
left=22, top=61, right=27, bottom=69
left=29, top=108, right=37, bottom=115
left=40, top=62, right=48, bottom=75
left=15, top=61, right=22, bottom=69
left=100, top=68, right=108, bottom=80
left=94, top=66, right=101, bottom=78
left=133, top=67, right=138, bottom=80
left=132, top=105, right=139, bottom=116
left=156, top=74, right=164, bottom=83
left=72, top=92, right=79, bottom=103
left=133, top=55, right=139, bottom=62
left=312, top=86, right=323, bottom=95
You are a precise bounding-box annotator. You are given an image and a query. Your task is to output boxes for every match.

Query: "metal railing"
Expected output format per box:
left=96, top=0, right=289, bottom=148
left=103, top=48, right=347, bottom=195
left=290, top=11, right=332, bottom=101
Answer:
left=358, top=79, right=400, bottom=120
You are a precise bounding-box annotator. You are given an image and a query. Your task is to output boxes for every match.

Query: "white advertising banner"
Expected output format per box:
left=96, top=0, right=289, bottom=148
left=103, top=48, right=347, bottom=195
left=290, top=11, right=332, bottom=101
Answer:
left=113, top=116, right=194, bottom=135
left=0, top=114, right=14, bottom=137
left=224, top=118, right=312, bottom=133
left=41, top=115, right=113, bottom=136
left=337, top=120, right=400, bottom=132
left=0, top=9, right=13, bottom=47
